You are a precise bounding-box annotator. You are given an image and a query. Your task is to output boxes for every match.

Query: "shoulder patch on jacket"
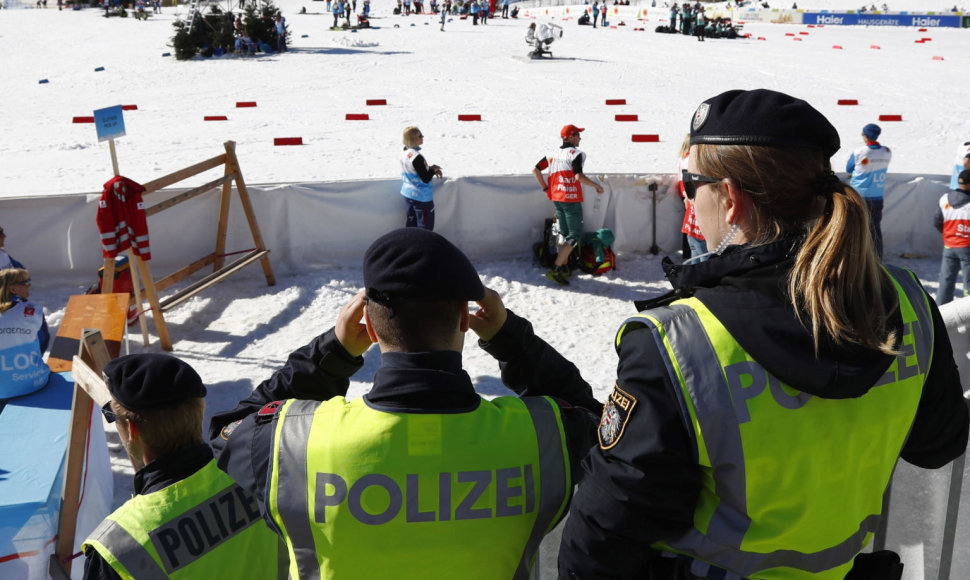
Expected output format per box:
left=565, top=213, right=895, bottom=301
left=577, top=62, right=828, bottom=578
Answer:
left=220, top=419, right=242, bottom=440
left=258, top=400, right=283, bottom=417
left=598, top=384, right=637, bottom=450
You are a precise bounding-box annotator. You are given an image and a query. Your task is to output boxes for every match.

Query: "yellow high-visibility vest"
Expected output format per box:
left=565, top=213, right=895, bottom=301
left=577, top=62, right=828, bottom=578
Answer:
left=615, top=265, right=931, bottom=579
left=268, top=395, right=571, bottom=580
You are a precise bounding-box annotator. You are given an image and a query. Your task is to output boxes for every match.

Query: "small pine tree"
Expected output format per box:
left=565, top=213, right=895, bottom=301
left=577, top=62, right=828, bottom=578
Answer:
left=170, top=0, right=287, bottom=60
left=170, top=3, right=235, bottom=60
left=242, top=0, right=284, bottom=50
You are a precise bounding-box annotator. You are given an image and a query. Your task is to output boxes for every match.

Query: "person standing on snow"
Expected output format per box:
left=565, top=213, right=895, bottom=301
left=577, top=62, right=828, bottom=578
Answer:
left=533, top=124, right=604, bottom=286
left=949, top=144, right=970, bottom=190
left=846, top=123, right=892, bottom=258
left=0, top=226, right=25, bottom=271
left=399, top=126, right=443, bottom=231
left=934, top=169, right=970, bottom=305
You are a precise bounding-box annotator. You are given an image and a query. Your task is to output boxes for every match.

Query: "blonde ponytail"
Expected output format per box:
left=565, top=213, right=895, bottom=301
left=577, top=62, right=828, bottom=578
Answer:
left=694, top=144, right=898, bottom=355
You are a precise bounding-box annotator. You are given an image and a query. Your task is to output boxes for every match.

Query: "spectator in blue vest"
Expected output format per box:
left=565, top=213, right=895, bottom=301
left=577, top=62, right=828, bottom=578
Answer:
left=0, top=268, right=49, bottom=399
left=400, top=126, right=443, bottom=230
left=846, top=123, right=892, bottom=258
left=0, top=226, right=25, bottom=271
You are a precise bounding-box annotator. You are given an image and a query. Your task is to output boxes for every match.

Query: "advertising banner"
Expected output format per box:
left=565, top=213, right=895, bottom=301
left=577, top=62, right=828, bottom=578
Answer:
left=802, top=12, right=962, bottom=27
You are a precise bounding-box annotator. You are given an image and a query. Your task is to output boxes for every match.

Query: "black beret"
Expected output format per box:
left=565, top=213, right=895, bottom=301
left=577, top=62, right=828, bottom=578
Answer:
left=103, top=353, right=206, bottom=412
left=363, top=228, right=484, bottom=305
left=690, top=89, right=841, bottom=157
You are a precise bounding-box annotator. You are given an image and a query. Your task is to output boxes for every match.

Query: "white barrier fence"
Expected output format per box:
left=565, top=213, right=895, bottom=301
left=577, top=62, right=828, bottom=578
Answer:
left=1, top=172, right=951, bottom=283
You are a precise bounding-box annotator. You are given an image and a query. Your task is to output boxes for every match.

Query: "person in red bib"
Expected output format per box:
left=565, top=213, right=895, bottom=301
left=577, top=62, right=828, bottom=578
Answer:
left=533, top=124, right=604, bottom=285
left=935, top=169, right=970, bottom=304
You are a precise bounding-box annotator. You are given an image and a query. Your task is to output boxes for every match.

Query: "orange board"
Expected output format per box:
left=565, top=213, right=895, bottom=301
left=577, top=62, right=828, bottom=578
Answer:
left=48, top=294, right=129, bottom=373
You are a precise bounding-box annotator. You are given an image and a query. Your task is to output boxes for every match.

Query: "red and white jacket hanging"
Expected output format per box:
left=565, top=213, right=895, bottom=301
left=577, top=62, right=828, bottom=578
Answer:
left=96, top=175, right=152, bottom=260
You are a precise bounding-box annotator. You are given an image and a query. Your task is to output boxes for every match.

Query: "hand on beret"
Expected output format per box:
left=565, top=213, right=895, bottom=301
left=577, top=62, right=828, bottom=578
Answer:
left=336, top=289, right=373, bottom=357
left=468, top=288, right=508, bottom=343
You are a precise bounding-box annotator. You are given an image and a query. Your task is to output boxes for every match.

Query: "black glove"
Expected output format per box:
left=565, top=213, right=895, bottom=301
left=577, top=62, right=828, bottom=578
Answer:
left=845, top=550, right=903, bottom=580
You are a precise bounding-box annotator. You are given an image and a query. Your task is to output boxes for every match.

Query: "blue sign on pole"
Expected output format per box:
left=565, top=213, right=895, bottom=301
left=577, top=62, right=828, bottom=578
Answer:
left=93, top=105, right=127, bottom=143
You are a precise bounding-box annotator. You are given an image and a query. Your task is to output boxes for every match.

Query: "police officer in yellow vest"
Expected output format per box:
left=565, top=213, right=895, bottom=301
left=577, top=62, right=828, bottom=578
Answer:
left=209, top=227, right=601, bottom=579
left=82, top=354, right=287, bottom=580
left=558, top=90, right=970, bottom=579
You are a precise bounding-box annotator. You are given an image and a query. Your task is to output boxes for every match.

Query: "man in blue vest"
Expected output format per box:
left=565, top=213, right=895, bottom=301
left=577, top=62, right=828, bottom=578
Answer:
left=209, top=228, right=601, bottom=579
left=847, top=123, right=892, bottom=257
left=82, top=354, right=286, bottom=580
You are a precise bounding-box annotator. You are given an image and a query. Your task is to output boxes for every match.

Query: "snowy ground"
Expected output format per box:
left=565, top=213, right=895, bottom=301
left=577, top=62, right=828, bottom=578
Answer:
left=3, top=0, right=970, bottom=577
left=1, top=0, right=968, bottom=197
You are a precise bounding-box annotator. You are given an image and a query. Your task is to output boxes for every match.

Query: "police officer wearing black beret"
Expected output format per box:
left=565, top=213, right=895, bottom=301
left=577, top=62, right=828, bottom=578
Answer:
left=558, top=89, right=968, bottom=579
left=209, top=228, right=601, bottom=579
left=82, top=354, right=285, bottom=580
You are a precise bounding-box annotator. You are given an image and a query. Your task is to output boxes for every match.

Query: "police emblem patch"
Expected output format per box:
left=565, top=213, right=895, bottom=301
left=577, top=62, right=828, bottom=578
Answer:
left=598, top=384, right=637, bottom=449
left=692, top=103, right=711, bottom=132
left=220, top=419, right=242, bottom=440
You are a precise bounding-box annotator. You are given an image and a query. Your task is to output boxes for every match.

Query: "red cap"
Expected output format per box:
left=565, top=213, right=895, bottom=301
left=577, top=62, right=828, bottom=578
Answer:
left=560, top=124, right=585, bottom=139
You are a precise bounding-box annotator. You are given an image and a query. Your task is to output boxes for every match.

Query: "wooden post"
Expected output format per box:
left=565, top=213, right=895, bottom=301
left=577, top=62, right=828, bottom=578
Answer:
left=225, top=141, right=275, bottom=286
left=127, top=249, right=150, bottom=346
left=101, top=257, right=115, bottom=294
left=50, top=330, right=112, bottom=578
left=132, top=254, right=172, bottom=351
left=214, top=165, right=232, bottom=273
left=108, top=138, right=120, bottom=176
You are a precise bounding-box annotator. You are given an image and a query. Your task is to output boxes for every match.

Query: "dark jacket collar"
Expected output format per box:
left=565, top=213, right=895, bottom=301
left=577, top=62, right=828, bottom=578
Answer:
left=636, top=237, right=800, bottom=310
left=635, top=237, right=898, bottom=400
left=134, top=443, right=213, bottom=495
left=365, top=351, right=481, bottom=412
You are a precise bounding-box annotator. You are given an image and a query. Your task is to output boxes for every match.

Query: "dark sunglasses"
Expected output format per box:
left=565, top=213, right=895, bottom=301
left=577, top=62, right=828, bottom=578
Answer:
left=14, top=278, right=30, bottom=286
left=101, top=402, right=117, bottom=423
left=682, top=170, right=721, bottom=200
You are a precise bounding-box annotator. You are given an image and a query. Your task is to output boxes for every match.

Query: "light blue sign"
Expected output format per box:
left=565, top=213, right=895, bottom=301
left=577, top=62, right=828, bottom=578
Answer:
left=93, top=105, right=126, bottom=142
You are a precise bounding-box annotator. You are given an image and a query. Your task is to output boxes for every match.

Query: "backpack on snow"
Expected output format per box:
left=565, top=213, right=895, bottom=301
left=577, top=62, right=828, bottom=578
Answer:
left=578, top=228, right=617, bottom=276
left=579, top=243, right=616, bottom=276
left=533, top=216, right=579, bottom=270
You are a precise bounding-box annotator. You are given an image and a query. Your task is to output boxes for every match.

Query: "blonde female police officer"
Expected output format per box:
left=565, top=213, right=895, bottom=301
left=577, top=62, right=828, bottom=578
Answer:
left=557, top=89, right=969, bottom=579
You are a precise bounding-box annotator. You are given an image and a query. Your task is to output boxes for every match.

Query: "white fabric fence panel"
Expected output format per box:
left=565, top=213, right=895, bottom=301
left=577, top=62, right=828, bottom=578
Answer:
left=0, top=172, right=950, bottom=281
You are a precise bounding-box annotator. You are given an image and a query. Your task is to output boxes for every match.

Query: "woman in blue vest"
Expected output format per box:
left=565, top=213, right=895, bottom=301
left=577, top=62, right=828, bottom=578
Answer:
left=0, top=268, right=50, bottom=399
left=558, top=89, right=969, bottom=579
left=400, top=126, right=443, bottom=231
